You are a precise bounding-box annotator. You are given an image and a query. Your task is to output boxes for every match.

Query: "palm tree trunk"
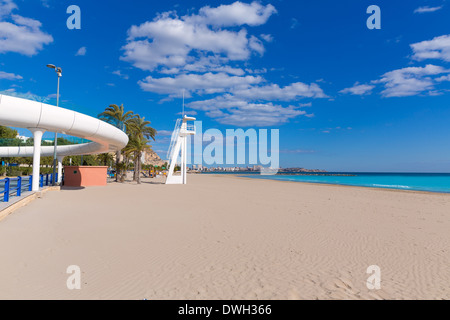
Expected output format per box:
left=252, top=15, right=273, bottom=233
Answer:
left=137, top=152, right=141, bottom=184
left=133, top=151, right=138, bottom=181
left=115, top=150, right=120, bottom=182
left=121, top=153, right=127, bottom=182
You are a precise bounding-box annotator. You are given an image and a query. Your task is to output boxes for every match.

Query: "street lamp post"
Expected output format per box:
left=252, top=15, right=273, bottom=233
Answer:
left=46, top=64, right=62, bottom=186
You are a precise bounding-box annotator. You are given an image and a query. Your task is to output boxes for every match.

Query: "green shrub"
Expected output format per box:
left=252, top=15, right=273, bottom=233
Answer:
left=21, top=167, right=33, bottom=176
left=6, top=167, right=22, bottom=177
left=40, top=167, right=54, bottom=175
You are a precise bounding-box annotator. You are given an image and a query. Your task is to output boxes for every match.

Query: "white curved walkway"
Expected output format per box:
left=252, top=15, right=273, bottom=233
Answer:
left=0, top=94, right=129, bottom=190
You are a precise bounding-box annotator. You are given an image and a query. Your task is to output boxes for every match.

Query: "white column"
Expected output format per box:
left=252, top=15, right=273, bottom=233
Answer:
left=29, top=128, right=45, bottom=191
left=183, top=136, right=187, bottom=184
left=57, top=156, right=64, bottom=184
left=167, top=138, right=181, bottom=182
left=181, top=136, right=186, bottom=184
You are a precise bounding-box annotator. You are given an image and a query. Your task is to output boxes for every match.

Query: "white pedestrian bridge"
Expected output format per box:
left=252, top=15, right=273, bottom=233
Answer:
left=0, top=94, right=128, bottom=191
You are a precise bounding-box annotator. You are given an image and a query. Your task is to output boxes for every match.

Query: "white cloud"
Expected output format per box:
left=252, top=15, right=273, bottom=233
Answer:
left=376, top=64, right=450, bottom=97
left=112, top=70, right=129, bottom=80
left=188, top=95, right=308, bottom=126
left=340, top=82, right=375, bottom=95
left=157, top=130, right=173, bottom=136
left=290, top=18, right=299, bottom=29
left=122, top=21, right=250, bottom=71
left=47, top=93, right=60, bottom=99
left=138, top=72, right=263, bottom=96
left=260, top=34, right=273, bottom=42
left=345, top=36, right=450, bottom=98
left=121, top=2, right=276, bottom=71
left=188, top=1, right=276, bottom=27
left=75, top=46, right=86, bottom=56
left=411, top=34, right=450, bottom=62
left=0, top=70, right=22, bottom=80
left=120, top=2, right=328, bottom=127
left=245, top=68, right=267, bottom=74
left=0, top=88, right=50, bottom=102
left=0, top=0, right=15, bottom=18
left=436, top=74, right=450, bottom=82
left=139, top=72, right=326, bottom=102
left=11, top=14, right=42, bottom=29
left=414, top=6, right=443, bottom=14
left=40, top=0, right=50, bottom=8
left=0, top=0, right=53, bottom=56
left=249, top=35, right=265, bottom=56
left=232, top=82, right=327, bottom=101
left=177, top=56, right=245, bottom=75
left=176, top=110, right=198, bottom=116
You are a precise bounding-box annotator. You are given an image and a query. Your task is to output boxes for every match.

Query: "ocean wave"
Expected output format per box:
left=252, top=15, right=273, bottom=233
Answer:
left=371, top=184, right=411, bottom=189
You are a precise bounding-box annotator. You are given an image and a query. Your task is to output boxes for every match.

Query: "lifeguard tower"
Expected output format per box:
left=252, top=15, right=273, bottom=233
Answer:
left=165, top=115, right=196, bottom=184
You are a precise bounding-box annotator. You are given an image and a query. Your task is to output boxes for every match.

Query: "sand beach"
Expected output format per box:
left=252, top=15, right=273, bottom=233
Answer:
left=0, top=174, right=449, bottom=299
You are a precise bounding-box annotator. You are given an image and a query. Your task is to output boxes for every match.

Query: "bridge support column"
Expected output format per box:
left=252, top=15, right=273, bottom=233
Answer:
left=29, top=128, right=45, bottom=192
left=57, top=156, right=64, bottom=184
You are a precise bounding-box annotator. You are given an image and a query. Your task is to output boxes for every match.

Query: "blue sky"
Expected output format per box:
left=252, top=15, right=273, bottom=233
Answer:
left=1, top=0, right=450, bottom=172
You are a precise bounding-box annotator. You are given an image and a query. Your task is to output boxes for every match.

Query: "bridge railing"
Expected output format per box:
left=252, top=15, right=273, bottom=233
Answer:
left=0, top=173, right=58, bottom=203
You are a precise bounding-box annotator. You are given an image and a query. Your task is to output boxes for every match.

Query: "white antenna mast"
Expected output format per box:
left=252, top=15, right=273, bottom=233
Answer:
left=182, top=89, right=185, bottom=117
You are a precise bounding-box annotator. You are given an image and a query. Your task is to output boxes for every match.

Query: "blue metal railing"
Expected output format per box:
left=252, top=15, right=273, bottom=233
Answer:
left=0, top=173, right=58, bottom=203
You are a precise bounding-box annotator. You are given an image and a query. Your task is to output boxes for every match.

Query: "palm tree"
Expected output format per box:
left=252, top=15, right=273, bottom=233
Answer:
left=123, top=136, right=152, bottom=184
left=96, top=153, right=114, bottom=167
left=98, top=104, right=134, bottom=181
left=98, top=104, right=134, bottom=131
left=128, top=115, right=157, bottom=140
left=127, top=115, right=156, bottom=181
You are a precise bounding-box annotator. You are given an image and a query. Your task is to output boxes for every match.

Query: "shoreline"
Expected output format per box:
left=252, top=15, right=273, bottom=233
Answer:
left=209, top=173, right=450, bottom=196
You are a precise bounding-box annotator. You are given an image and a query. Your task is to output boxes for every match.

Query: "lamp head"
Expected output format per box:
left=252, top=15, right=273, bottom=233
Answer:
left=47, top=64, right=62, bottom=76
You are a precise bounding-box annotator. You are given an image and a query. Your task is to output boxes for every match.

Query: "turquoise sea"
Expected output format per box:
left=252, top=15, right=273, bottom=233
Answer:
left=236, top=173, right=450, bottom=193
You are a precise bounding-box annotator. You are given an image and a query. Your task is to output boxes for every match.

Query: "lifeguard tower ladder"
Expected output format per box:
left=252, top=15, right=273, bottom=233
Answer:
left=165, top=115, right=196, bottom=184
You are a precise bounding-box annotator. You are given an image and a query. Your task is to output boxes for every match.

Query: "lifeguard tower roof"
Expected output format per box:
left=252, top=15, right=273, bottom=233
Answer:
left=183, top=115, right=196, bottom=121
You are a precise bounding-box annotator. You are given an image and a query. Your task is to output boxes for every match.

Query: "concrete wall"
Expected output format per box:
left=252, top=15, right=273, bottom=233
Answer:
left=63, top=166, right=108, bottom=187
